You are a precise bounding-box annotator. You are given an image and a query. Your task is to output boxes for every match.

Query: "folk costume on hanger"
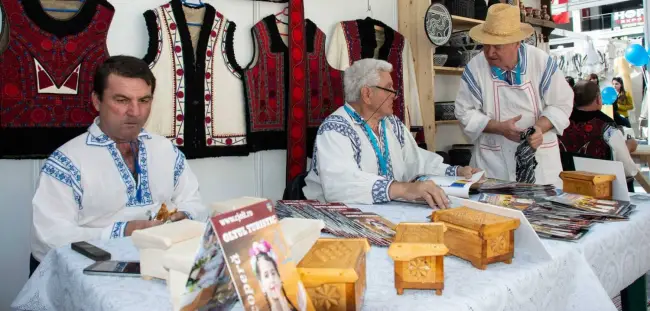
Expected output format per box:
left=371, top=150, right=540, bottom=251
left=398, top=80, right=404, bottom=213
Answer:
left=327, top=18, right=423, bottom=136
left=0, top=0, right=114, bottom=158
left=242, top=15, right=344, bottom=163
left=143, top=0, right=248, bottom=159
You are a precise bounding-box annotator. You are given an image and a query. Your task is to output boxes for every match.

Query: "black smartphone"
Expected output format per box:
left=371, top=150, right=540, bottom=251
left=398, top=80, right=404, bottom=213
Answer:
left=71, top=241, right=111, bottom=261
left=83, top=261, right=140, bottom=277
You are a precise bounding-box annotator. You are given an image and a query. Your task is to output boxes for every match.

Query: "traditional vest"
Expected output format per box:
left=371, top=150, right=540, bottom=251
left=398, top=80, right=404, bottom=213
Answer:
left=558, top=109, right=614, bottom=161
left=0, top=0, right=114, bottom=158
left=143, top=0, right=248, bottom=159
left=242, top=15, right=344, bottom=174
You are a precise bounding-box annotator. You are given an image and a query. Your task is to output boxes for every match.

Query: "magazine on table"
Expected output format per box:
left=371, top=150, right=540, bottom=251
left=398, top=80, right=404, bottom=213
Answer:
left=275, top=201, right=395, bottom=246
left=392, top=171, right=486, bottom=206
left=180, top=199, right=315, bottom=311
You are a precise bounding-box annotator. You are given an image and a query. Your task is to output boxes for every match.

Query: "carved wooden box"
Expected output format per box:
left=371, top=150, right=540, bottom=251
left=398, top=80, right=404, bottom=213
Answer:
left=560, top=171, right=616, bottom=200
left=297, top=238, right=370, bottom=311
left=388, top=223, right=448, bottom=296
left=431, top=207, right=520, bottom=270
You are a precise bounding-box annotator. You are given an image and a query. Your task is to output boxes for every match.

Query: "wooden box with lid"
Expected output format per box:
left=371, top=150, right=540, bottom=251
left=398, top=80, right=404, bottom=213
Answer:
left=388, top=222, right=448, bottom=295
left=297, top=238, right=370, bottom=311
left=560, top=171, right=617, bottom=200
left=431, top=207, right=520, bottom=270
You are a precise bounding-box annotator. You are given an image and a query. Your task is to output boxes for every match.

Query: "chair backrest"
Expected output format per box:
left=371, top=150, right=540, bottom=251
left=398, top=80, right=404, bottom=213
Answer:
left=282, top=172, right=308, bottom=200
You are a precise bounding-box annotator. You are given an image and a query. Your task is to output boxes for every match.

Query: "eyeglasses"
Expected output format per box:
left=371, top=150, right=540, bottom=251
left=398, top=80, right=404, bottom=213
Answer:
left=371, top=86, right=398, bottom=96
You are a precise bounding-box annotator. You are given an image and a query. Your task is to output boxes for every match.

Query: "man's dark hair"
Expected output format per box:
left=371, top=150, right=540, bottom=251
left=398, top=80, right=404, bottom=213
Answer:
left=93, top=55, right=156, bottom=100
left=573, top=80, right=600, bottom=108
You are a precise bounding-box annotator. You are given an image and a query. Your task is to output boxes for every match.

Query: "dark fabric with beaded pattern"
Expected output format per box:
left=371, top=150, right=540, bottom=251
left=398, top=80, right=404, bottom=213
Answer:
left=0, top=0, right=114, bottom=158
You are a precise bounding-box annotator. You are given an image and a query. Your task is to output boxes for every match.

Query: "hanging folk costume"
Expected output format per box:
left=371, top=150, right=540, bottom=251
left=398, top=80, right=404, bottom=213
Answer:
left=0, top=0, right=114, bottom=158
left=303, top=104, right=461, bottom=204
left=242, top=9, right=344, bottom=182
left=142, top=0, right=248, bottom=159
left=327, top=18, right=423, bottom=138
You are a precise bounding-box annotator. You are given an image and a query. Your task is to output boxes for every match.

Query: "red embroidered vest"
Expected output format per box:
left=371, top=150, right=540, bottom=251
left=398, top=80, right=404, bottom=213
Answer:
left=558, top=109, right=614, bottom=161
left=243, top=15, right=344, bottom=162
left=0, top=0, right=114, bottom=158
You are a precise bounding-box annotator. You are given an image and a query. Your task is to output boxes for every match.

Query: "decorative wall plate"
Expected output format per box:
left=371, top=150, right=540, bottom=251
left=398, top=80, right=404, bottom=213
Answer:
left=425, top=3, right=452, bottom=46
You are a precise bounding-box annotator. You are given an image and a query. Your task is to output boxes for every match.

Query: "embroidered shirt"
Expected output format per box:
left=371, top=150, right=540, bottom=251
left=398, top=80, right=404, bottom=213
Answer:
left=303, top=104, right=459, bottom=204
left=31, top=118, right=208, bottom=261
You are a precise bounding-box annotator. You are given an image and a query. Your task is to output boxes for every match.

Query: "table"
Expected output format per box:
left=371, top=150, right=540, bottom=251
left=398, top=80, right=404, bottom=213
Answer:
left=12, top=195, right=650, bottom=311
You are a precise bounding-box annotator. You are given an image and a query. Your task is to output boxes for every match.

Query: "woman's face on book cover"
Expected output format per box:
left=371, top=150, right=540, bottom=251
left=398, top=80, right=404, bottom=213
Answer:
left=259, top=257, right=283, bottom=299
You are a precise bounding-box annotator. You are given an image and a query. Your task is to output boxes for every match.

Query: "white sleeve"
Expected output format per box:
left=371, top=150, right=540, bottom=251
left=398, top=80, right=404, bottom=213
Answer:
left=455, top=66, right=490, bottom=142
left=403, top=41, right=422, bottom=129
left=539, top=56, right=573, bottom=135
left=171, top=148, right=208, bottom=221
left=326, top=23, right=350, bottom=71
left=604, top=126, right=639, bottom=177
left=315, top=121, right=392, bottom=204
left=33, top=152, right=124, bottom=253
left=395, top=117, right=455, bottom=179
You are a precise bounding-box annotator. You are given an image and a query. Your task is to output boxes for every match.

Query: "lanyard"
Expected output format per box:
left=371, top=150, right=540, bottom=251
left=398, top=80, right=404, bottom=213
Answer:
left=129, top=142, right=142, bottom=202
left=491, top=62, right=521, bottom=85
left=344, top=105, right=390, bottom=176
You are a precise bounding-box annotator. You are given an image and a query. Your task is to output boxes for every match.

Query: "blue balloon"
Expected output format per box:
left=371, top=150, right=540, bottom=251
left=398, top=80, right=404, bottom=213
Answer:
left=624, top=44, right=649, bottom=66
left=601, top=86, right=618, bottom=105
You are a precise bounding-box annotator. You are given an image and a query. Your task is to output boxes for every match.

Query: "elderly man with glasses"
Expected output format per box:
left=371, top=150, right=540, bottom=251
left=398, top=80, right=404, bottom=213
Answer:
left=303, top=59, right=480, bottom=208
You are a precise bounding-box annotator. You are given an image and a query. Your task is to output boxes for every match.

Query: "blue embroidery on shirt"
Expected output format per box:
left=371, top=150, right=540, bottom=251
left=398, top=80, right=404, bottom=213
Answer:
left=446, top=165, right=460, bottom=176
left=311, top=144, right=320, bottom=176
left=371, top=179, right=391, bottom=203
left=41, top=150, right=83, bottom=210
left=540, top=56, right=558, bottom=101
left=173, top=146, right=186, bottom=188
left=107, top=142, right=153, bottom=207
left=462, top=67, right=484, bottom=103
left=182, top=211, right=193, bottom=220
left=318, top=115, right=362, bottom=168
left=387, top=115, right=405, bottom=148
left=110, top=221, right=126, bottom=239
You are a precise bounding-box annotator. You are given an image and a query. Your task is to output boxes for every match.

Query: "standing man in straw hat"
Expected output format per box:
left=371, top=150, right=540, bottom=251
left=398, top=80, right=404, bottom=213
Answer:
left=455, top=4, right=573, bottom=186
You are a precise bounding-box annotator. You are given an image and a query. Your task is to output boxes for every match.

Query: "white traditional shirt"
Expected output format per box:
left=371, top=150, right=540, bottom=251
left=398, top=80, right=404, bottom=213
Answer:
left=455, top=43, right=573, bottom=186
left=31, top=118, right=208, bottom=261
left=605, top=127, right=639, bottom=177
left=303, top=104, right=459, bottom=204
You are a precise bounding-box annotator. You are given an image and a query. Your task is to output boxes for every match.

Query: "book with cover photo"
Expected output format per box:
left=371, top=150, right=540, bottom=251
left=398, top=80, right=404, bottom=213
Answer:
left=180, top=199, right=315, bottom=311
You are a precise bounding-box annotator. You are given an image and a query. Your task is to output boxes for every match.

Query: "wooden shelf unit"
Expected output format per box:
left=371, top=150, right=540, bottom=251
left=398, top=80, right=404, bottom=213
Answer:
left=435, top=120, right=461, bottom=125
left=451, top=15, right=484, bottom=30
left=434, top=66, right=464, bottom=76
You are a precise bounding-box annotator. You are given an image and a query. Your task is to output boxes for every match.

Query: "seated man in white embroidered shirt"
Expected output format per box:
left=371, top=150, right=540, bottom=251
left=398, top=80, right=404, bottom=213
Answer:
left=30, top=56, right=207, bottom=275
left=303, top=59, right=480, bottom=208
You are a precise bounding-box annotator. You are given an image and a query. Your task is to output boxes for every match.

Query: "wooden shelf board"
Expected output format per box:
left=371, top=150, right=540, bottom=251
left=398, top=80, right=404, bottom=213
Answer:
left=435, top=120, right=461, bottom=125
left=434, top=66, right=464, bottom=75
left=451, top=15, right=484, bottom=30
left=523, top=17, right=557, bottom=29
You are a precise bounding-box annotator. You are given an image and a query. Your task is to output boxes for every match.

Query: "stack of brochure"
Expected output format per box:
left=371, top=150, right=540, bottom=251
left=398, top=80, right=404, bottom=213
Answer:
left=275, top=200, right=396, bottom=246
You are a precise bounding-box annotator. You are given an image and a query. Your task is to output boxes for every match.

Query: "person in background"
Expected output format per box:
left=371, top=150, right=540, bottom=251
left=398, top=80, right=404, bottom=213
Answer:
left=558, top=80, right=638, bottom=191
left=303, top=59, right=480, bottom=208
left=455, top=4, right=573, bottom=186
left=30, top=56, right=207, bottom=276
left=588, top=73, right=600, bottom=86
left=612, top=77, right=634, bottom=128
left=565, top=76, right=575, bottom=88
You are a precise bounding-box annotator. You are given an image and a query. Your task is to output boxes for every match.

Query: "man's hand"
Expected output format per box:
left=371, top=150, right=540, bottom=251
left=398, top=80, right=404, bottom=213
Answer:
left=169, top=211, right=188, bottom=222
left=124, top=220, right=163, bottom=237
left=389, top=181, right=450, bottom=209
left=457, top=166, right=482, bottom=179
left=527, top=125, right=543, bottom=149
left=626, top=138, right=638, bottom=153
left=499, top=115, right=524, bottom=142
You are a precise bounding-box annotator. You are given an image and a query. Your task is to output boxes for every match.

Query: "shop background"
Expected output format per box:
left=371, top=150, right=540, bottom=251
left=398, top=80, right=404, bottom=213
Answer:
left=0, top=0, right=407, bottom=308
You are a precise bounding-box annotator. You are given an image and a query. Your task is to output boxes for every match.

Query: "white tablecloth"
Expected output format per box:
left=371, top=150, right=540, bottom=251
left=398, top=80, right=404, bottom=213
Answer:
left=13, top=195, right=650, bottom=311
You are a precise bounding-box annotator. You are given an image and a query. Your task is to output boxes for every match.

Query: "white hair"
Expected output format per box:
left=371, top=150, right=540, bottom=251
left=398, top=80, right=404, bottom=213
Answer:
left=343, top=59, right=393, bottom=103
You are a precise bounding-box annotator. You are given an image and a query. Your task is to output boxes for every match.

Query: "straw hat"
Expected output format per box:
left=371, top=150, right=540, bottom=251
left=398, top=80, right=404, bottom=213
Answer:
left=469, top=3, right=534, bottom=45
